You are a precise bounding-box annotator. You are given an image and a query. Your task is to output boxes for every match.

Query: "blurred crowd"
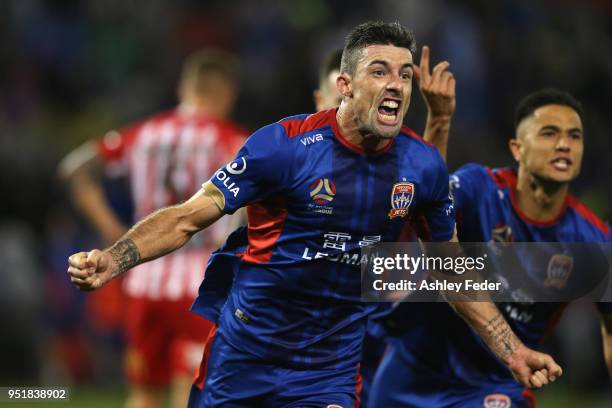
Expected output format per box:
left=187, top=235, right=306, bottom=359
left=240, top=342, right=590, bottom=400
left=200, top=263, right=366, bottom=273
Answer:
left=1, top=0, right=611, bottom=398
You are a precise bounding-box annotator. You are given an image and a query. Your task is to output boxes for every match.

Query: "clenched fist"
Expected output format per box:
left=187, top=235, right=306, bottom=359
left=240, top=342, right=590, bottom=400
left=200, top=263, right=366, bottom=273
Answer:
left=67, top=249, right=115, bottom=291
left=507, top=344, right=563, bottom=389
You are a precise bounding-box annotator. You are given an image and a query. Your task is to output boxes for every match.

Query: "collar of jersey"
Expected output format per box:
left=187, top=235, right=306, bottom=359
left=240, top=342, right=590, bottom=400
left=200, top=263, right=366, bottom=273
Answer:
left=507, top=171, right=570, bottom=227
left=328, top=109, right=395, bottom=156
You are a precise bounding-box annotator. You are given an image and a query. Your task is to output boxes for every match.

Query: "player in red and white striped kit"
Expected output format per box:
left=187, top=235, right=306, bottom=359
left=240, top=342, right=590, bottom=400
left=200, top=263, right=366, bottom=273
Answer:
left=60, top=49, right=245, bottom=408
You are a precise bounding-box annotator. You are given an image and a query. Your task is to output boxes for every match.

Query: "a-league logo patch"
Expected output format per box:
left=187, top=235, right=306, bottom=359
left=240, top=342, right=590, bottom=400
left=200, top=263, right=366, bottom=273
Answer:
left=307, top=178, right=336, bottom=215
left=544, top=253, right=573, bottom=289
left=309, top=178, right=336, bottom=204
left=483, top=393, right=511, bottom=408
left=388, top=182, right=414, bottom=219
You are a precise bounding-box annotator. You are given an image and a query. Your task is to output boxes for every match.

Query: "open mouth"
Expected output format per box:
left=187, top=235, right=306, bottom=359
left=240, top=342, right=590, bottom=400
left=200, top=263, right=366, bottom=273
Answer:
left=551, top=158, right=572, bottom=171
left=377, top=99, right=400, bottom=124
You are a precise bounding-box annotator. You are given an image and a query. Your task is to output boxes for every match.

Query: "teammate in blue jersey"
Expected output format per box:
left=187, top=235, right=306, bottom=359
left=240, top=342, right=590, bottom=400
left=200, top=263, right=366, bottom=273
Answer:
left=369, top=85, right=612, bottom=407
left=67, top=21, right=561, bottom=407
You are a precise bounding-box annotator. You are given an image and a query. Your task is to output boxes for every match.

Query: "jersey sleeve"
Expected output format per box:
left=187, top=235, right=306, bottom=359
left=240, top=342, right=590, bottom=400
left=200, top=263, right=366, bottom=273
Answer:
left=425, top=149, right=456, bottom=241
left=449, top=163, right=490, bottom=212
left=208, top=123, right=293, bottom=214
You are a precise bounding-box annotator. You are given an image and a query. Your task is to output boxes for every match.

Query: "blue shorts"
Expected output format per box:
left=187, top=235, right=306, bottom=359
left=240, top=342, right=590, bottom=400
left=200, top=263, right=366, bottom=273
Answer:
left=188, top=328, right=360, bottom=407
left=368, top=345, right=534, bottom=408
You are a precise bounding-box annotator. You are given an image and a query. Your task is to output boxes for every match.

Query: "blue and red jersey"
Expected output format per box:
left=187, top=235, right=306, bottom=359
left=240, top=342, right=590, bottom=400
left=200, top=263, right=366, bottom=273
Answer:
left=377, top=163, right=611, bottom=386
left=191, top=108, right=455, bottom=369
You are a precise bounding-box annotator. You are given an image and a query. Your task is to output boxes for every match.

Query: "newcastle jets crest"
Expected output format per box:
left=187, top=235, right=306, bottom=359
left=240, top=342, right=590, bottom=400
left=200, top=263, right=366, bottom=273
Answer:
left=389, top=182, right=414, bottom=219
left=483, top=394, right=511, bottom=408
left=544, top=253, right=573, bottom=289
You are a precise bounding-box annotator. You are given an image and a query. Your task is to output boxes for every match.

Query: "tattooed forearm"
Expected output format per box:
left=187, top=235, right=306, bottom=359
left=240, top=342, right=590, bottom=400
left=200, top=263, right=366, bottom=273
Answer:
left=449, top=302, right=524, bottom=364
left=480, top=314, right=522, bottom=361
left=107, top=238, right=141, bottom=277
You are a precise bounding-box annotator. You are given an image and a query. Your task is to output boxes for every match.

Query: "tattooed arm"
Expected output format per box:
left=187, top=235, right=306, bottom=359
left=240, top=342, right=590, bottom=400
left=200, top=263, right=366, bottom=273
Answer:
left=67, top=182, right=224, bottom=290
left=429, top=237, right=563, bottom=388
left=449, top=301, right=563, bottom=388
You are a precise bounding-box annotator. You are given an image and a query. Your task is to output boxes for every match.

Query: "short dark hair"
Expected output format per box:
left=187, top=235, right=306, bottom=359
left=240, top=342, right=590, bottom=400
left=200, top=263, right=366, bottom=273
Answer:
left=318, top=49, right=342, bottom=89
left=341, top=21, right=416, bottom=76
left=514, top=88, right=584, bottom=131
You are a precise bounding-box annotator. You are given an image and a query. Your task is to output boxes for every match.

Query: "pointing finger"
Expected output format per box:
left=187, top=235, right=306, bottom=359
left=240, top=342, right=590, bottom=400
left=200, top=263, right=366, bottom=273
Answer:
left=419, top=46, right=431, bottom=85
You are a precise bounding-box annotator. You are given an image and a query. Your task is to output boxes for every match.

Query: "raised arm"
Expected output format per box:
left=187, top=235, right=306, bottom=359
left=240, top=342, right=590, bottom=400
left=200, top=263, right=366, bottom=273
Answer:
left=413, top=46, right=456, bottom=161
left=67, top=182, right=224, bottom=291
left=58, top=140, right=127, bottom=244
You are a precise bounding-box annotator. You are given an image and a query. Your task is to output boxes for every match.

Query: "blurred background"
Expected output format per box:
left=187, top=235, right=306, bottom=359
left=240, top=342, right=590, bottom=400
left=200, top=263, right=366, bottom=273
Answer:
left=0, top=0, right=611, bottom=406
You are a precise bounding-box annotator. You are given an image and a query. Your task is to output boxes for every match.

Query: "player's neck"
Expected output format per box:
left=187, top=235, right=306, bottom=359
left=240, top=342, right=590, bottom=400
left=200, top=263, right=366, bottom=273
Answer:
left=515, top=167, right=569, bottom=222
left=336, top=104, right=392, bottom=153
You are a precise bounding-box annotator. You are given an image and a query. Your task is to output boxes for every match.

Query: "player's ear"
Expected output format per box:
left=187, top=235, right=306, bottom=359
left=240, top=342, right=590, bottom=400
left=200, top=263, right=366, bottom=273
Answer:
left=337, top=73, right=352, bottom=98
left=509, top=137, right=521, bottom=162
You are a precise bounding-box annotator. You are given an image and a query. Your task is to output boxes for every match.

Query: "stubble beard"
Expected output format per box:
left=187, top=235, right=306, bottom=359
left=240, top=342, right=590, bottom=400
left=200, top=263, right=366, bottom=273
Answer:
left=359, top=111, right=401, bottom=141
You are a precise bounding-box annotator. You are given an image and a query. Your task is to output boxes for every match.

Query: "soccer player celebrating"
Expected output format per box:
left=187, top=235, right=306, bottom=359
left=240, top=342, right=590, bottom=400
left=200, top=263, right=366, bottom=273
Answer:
left=193, top=45, right=458, bottom=408
left=369, top=49, right=611, bottom=407
left=60, top=49, right=245, bottom=408
left=68, top=21, right=560, bottom=407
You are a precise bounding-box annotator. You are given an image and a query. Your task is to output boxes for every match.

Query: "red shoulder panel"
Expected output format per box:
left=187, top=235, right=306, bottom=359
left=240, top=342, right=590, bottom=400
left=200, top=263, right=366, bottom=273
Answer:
left=400, top=126, right=434, bottom=147
left=242, top=195, right=288, bottom=264
left=567, top=195, right=610, bottom=236
left=279, top=109, right=332, bottom=138
left=484, top=167, right=516, bottom=189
